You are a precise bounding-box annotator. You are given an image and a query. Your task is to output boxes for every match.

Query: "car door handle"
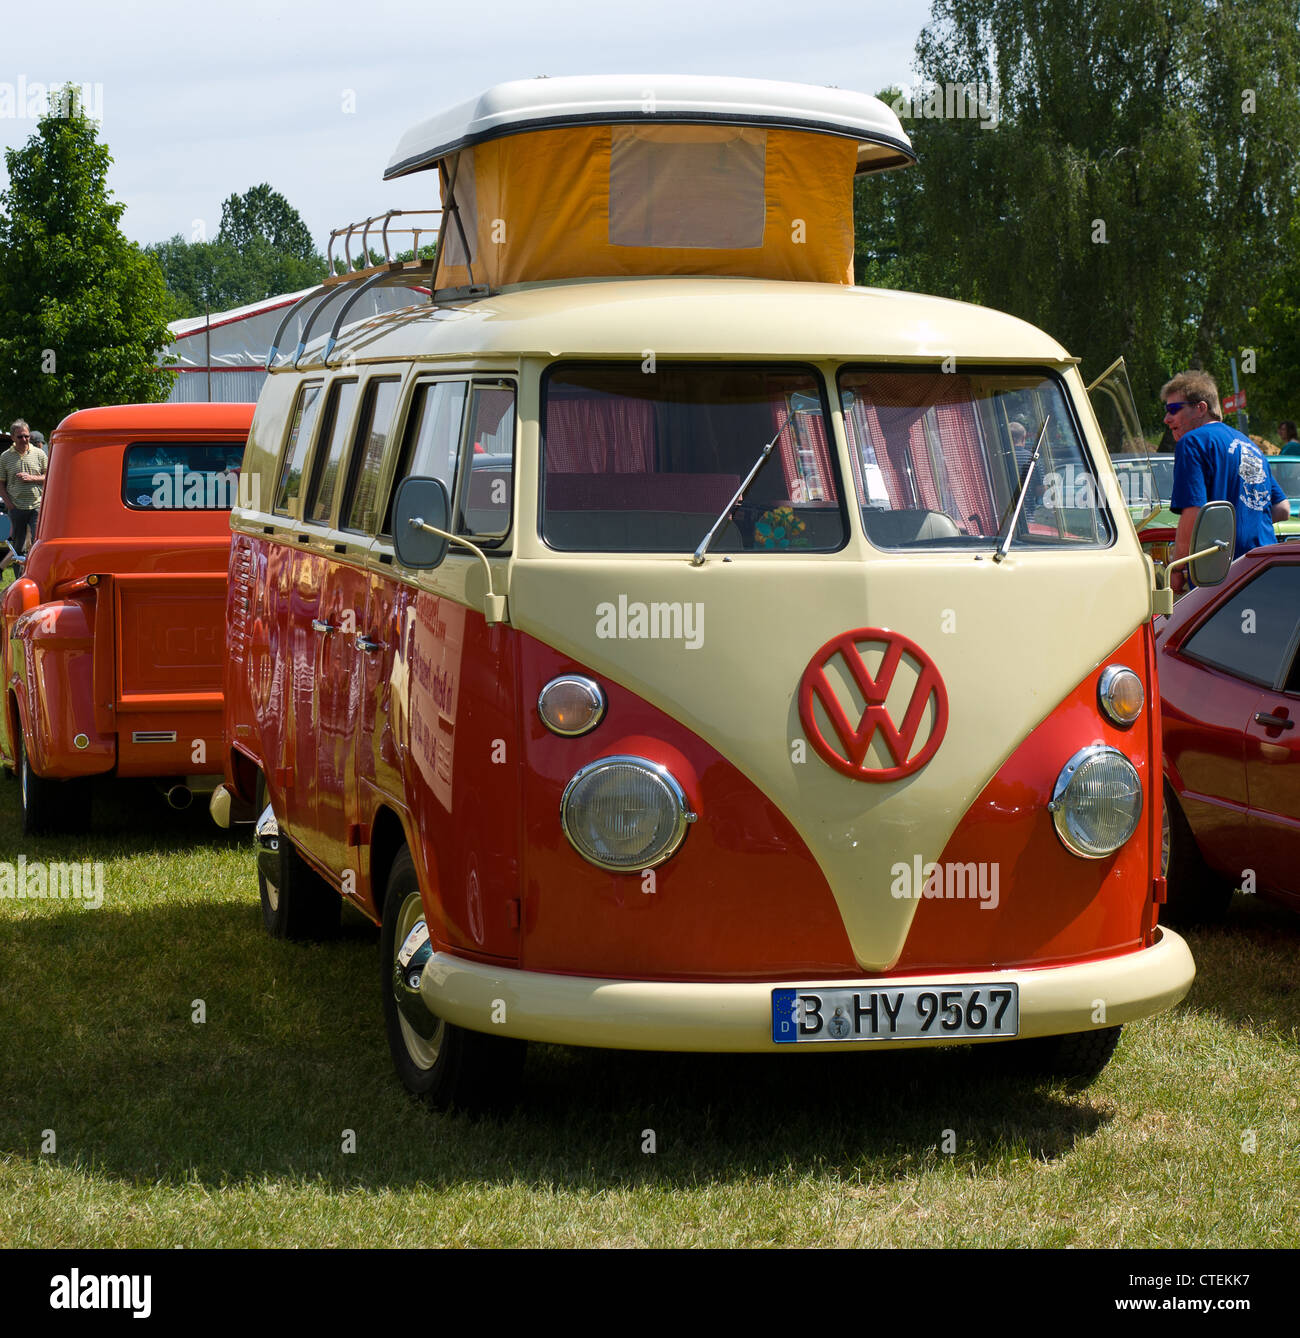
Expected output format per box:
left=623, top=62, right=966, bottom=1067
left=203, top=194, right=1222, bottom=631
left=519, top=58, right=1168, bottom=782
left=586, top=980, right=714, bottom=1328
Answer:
left=311, top=619, right=334, bottom=634
left=354, top=635, right=382, bottom=653
left=1254, top=712, right=1295, bottom=730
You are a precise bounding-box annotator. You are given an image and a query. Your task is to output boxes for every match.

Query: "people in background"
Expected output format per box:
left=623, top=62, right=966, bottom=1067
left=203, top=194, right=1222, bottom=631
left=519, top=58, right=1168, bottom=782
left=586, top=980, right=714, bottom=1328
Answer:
left=0, top=419, right=48, bottom=557
left=1277, top=421, right=1300, bottom=456
left=1164, top=373, right=1288, bottom=591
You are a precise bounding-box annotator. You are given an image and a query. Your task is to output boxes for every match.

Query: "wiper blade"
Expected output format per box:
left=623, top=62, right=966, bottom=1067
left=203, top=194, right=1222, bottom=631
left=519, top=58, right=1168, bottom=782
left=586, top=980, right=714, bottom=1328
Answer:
left=993, top=414, right=1051, bottom=564
left=691, top=412, right=790, bottom=566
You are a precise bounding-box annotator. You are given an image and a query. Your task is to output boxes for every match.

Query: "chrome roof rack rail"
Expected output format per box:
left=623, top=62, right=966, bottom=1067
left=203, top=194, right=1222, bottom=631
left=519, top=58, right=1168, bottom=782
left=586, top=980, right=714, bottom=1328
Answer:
left=265, top=210, right=441, bottom=372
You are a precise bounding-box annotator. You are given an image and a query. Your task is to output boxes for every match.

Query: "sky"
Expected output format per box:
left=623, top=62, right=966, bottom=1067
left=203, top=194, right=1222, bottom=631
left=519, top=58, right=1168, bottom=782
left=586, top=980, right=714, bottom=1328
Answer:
left=0, top=0, right=930, bottom=254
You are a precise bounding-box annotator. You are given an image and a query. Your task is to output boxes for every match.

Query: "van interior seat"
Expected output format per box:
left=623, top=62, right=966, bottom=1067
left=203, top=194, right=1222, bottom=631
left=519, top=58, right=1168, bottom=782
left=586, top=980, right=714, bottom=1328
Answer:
left=544, top=510, right=744, bottom=552
left=863, top=507, right=963, bottom=546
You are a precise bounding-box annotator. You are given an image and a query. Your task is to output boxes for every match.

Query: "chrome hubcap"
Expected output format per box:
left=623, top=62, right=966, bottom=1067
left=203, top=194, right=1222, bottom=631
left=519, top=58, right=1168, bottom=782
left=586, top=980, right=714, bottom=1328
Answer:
left=393, top=891, right=443, bottom=1069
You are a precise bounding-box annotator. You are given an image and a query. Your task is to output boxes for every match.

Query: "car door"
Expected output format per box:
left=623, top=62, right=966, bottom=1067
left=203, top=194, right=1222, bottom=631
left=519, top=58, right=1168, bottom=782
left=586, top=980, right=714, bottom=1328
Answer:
left=1239, top=564, right=1300, bottom=901
left=1174, top=559, right=1300, bottom=892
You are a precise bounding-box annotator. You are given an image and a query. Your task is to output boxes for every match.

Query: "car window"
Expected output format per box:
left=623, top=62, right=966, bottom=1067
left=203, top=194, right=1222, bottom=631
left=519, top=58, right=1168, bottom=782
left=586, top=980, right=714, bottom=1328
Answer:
left=540, top=363, right=843, bottom=553
left=383, top=379, right=467, bottom=535
left=457, top=382, right=515, bottom=539
left=306, top=380, right=358, bottom=525
left=839, top=368, right=1111, bottom=550
left=274, top=381, right=323, bottom=515
left=1182, top=564, right=1300, bottom=689
left=123, top=441, right=246, bottom=510
left=342, top=378, right=401, bottom=535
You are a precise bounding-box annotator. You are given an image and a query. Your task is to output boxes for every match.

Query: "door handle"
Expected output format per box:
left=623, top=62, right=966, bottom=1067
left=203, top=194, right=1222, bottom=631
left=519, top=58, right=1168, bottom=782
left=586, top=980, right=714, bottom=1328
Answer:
left=311, top=619, right=334, bottom=634
left=355, top=635, right=382, bottom=653
left=1254, top=712, right=1295, bottom=730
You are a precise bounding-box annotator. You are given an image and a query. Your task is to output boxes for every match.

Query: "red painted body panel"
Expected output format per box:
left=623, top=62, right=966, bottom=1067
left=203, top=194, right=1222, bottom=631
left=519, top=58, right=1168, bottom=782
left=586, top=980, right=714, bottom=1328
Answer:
left=1159, top=547, right=1300, bottom=906
left=1, top=402, right=253, bottom=780
left=893, top=627, right=1160, bottom=971
left=229, top=552, right=1163, bottom=978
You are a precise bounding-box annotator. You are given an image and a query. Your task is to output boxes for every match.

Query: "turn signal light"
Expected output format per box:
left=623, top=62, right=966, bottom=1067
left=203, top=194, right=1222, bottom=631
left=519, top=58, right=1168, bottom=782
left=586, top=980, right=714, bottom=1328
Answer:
left=538, top=675, right=606, bottom=736
left=1098, top=665, right=1144, bottom=726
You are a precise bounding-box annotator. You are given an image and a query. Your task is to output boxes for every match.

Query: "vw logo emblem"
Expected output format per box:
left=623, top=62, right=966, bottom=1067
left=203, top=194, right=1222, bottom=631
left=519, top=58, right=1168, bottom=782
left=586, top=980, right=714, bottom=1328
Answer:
left=798, top=628, right=949, bottom=781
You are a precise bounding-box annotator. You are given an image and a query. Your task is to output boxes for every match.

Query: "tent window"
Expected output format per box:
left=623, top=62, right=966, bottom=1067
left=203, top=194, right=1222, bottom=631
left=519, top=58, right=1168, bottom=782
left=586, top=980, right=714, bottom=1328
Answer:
left=609, top=126, right=766, bottom=249
left=440, top=150, right=478, bottom=267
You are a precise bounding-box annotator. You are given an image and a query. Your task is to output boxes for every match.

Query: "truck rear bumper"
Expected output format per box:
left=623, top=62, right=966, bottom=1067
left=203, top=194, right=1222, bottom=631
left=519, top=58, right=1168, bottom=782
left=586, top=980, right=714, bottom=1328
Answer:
left=420, top=927, right=1195, bottom=1052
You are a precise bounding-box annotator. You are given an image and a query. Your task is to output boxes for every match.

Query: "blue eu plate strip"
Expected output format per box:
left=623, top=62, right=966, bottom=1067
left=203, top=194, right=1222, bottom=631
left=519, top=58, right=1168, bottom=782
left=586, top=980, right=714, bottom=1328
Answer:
left=772, top=989, right=798, bottom=1044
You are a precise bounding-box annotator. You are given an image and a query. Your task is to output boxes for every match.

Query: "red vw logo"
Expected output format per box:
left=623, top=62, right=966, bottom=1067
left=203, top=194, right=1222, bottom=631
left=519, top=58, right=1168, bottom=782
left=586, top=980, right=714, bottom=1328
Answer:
left=798, top=628, right=949, bottom=781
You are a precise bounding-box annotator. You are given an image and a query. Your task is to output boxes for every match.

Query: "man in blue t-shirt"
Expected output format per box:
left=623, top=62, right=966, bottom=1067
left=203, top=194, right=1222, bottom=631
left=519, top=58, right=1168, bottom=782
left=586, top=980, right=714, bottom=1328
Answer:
left=1162, top=372, right=1289, bottom=592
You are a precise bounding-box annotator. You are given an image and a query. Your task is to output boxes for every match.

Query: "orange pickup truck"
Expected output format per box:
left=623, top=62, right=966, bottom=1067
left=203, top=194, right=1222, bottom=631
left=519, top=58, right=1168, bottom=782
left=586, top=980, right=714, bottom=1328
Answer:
left=1, top=402, right=254, bottom=833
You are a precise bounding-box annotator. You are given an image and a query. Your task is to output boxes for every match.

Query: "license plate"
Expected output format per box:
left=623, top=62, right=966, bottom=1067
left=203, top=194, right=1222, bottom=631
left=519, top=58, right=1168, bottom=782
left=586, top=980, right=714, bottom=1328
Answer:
left=771, top=983, right=1019, bottom=1043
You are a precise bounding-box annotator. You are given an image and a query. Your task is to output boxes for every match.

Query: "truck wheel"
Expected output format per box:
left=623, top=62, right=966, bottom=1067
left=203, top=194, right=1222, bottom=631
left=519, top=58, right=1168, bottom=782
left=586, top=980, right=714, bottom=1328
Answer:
left=255, top=774, right=339, bottom=941
left=1162, top=782, right=1233, bottom=927
left=18, top=736, right=91, bottom=836
left=381, top=847, right=525, bottom=1112
left=1009, top=1025, right=1123, bottom=1087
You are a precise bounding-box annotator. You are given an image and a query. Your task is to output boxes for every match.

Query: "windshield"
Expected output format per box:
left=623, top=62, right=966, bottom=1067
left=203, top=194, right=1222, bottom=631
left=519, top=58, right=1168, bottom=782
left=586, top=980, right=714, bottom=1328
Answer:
left=1269, top=458, right=1300, bottom=501
left=540, top=364, right=845, bottom=552
left=838, top=368, right=1115, bottom=549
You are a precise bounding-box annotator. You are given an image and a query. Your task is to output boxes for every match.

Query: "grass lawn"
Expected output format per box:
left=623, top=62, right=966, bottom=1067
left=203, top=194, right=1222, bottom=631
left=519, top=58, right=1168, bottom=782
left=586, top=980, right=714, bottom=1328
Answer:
left=0, top=774, right=1296, bottom=1248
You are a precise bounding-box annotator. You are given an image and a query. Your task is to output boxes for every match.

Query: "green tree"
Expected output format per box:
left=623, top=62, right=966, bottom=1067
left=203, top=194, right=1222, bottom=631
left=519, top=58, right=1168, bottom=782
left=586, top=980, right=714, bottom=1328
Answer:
left=146, top=233, right=326, bottom=320
left=218, top=183, right=317, bottom=261
left=855, top=0, right=1300, bottom=429
left=0, top=88, right=173, bottom=427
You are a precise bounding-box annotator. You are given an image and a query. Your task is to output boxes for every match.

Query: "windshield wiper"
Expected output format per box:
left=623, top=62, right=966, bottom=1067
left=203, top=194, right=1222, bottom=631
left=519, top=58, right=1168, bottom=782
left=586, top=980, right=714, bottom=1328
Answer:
left=691, top=412, right=792, bottom=566
left=993, top=414, right=1051, bottom=564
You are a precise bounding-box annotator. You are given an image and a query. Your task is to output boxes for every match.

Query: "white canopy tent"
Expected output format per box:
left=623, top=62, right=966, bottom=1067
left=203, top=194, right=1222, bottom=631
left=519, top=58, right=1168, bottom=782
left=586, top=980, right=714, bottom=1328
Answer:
left=161, top=282, right=429, bottom=403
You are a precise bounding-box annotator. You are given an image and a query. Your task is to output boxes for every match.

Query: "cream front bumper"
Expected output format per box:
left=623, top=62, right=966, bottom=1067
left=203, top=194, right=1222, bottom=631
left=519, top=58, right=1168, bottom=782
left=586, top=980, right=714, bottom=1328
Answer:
left=420, top=927, right=1195, bottom=1052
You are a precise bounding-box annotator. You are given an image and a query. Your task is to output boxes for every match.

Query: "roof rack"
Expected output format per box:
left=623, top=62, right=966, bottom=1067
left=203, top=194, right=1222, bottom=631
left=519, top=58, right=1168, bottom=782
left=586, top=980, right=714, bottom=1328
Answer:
left=265, top=210, right=441, bottom=372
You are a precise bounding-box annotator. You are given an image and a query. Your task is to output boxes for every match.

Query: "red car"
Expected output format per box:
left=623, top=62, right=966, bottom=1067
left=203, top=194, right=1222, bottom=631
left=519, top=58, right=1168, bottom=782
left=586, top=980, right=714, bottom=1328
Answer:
left=1158, top=545, right=1300, bottom=921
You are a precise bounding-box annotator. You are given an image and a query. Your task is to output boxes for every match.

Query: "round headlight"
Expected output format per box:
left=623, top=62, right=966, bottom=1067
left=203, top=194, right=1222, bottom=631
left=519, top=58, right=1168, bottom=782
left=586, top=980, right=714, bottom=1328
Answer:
left=538, top=675, right=606, bottom=736
left=1098, top=665, right=1144, bottom=726
left=1049, top=745, right=1143, bottom=858
left=560, top=756, right=696, bottom=871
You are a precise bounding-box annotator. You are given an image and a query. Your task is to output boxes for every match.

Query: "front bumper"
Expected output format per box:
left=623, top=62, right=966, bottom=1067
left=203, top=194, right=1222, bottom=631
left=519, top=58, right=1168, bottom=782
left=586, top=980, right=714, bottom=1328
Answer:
left=420, top=928, right=1195, bottom=1052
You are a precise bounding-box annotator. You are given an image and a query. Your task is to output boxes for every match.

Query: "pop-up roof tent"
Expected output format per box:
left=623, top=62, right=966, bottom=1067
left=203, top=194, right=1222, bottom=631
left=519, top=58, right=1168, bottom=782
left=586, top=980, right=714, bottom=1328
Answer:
left=384, top=75, right=915, bottom=290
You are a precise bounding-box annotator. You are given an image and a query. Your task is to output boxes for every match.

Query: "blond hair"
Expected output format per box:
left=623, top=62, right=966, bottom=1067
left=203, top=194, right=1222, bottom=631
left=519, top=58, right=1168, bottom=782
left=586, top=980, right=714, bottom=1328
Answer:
left=1161, top=371, right=1221, bottom=419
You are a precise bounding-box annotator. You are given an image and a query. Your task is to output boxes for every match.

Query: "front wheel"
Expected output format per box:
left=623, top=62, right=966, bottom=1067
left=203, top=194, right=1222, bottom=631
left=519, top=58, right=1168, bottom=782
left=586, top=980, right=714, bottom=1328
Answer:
left=1006, top=1025, right=1123, bottom=1087
left=1162, top=782, right=1233, bottom=927
left=381, top=847, right=525, bottom=1112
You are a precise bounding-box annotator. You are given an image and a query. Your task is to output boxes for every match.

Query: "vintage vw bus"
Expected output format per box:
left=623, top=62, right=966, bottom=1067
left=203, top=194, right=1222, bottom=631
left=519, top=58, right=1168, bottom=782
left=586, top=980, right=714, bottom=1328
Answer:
left=3, top=402, right=254, bottom=834
left=213, top=76, right=1209, bottom=1109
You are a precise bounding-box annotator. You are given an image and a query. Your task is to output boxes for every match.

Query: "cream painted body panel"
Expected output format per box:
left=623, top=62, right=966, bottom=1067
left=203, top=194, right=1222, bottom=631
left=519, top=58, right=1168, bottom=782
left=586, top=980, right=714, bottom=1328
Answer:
left=420, top=928, right=1194, bottom=1051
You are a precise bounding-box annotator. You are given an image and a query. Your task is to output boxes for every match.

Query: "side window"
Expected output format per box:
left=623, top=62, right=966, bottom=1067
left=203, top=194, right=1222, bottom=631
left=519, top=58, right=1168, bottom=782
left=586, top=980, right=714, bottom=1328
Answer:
left=306, top=379, right=358, bottom=525
left=343, top=377, right=401, bottom=534
left=458, top=382, right=516, bottom=538
left=274, top=381, right=323, bottom=516
left=1183, top=565, right=1300, bottom=688
left=384, top=379, right=467, bottom=534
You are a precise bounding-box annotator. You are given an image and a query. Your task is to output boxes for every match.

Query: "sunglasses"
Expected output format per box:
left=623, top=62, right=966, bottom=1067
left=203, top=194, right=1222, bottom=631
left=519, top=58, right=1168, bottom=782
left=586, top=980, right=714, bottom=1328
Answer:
left=1162, top=402, right=1191, bottom=416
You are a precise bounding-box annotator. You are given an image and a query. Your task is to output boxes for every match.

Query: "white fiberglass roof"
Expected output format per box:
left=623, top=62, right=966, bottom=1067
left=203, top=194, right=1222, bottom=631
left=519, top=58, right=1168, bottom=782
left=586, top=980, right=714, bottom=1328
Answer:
left=384, top=74, right=915, bottom=180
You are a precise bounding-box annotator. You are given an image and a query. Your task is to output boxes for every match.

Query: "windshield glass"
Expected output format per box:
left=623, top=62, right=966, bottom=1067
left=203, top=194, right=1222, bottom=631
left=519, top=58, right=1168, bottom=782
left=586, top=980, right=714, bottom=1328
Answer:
left=837, top=368, right=1115, bottom=549
left=1269, top=458, right=1300, bottom=501
left=540, top=364, right=845, bottom=552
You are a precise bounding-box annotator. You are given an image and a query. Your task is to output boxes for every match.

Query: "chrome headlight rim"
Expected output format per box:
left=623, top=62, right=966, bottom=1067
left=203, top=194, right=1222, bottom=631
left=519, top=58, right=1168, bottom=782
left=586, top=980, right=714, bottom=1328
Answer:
left=537, top=674, right=606, bottom=737
left=560, top=754, right=696, bottom=872
left=1049, top=744, right=1144, bottom=860
left=1097, top=664, right=1144, bottom=727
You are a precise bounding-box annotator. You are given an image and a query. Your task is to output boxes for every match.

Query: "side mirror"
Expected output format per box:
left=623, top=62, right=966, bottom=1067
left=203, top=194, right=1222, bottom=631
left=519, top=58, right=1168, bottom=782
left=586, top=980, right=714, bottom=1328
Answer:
left=1189, top=500, right=1234, bottom=588
left=392, top=476, right=451, bottom=570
